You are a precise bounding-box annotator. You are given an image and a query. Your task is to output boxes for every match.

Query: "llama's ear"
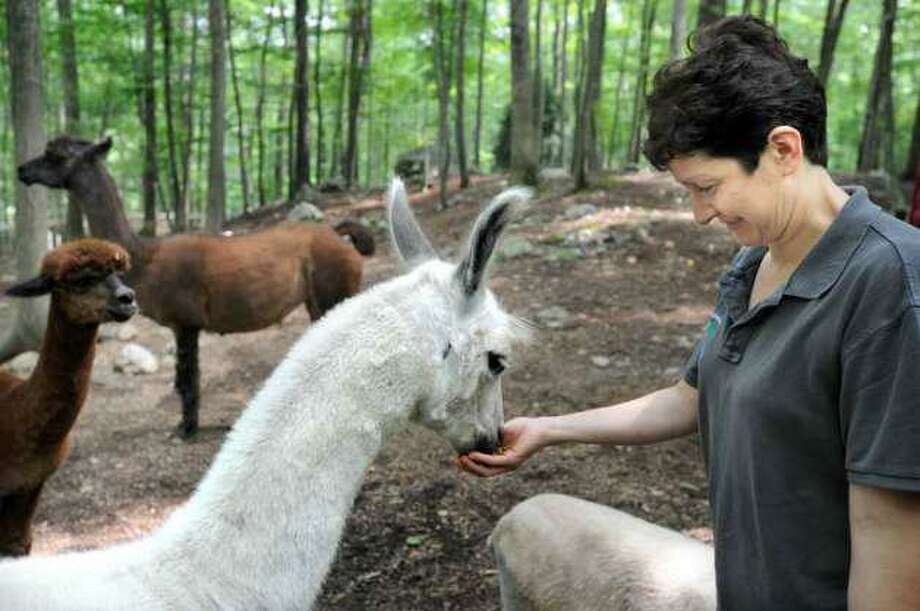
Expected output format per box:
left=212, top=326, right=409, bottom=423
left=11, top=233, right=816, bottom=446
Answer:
left=84, top=136, right=113, bottom=161
left=387, top=177, right=436, bottom=265
left=4, top=275, right=55, bottom=298
left=455, top=187, right=533, bottom=296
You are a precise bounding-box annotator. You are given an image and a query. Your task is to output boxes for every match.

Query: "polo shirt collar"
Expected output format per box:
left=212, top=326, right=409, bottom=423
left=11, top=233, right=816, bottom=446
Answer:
left=784, top=186, right=880, bottom=299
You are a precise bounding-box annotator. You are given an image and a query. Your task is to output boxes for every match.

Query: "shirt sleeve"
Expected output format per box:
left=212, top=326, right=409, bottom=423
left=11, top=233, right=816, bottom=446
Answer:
left=841, top=305, right=920, bottom=492
left=683, top=336, right=704, bottom=389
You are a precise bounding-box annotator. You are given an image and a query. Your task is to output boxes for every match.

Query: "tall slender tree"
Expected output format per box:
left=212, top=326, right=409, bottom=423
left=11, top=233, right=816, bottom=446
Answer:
left=206, top=0, right=228, bottom=232
left=56, top=0, right=85, bottom=239
left=570, top=0, right=606, bottom=189
left=142, top=0, right=158, bottom=237
left=159, top=0, right=182, bottom=231
left=1, top=0, right=49, bottom=361
left=532, top=0, right=544, bottom=162
left=509, top=0, right=538, bottom=185
left=857, top=0, right=897, bottom=173
left=314, top=0, right=326, bottom=182
left=178, top=0, right=201, bottom=230
left=291, top=0, right=310, bottom=198
left=472, top=0, right=488, bottom=169
left=670, top=0, right=686, bottom=61
left=627, top=0, right=658, bottom=165
left=556, top=0, right=569, bottom=165
left=431, top=0, right=453, bottom=209
left=343, top=0, right=372, bottom=188
left=227, top=4, right=252, bottom=212
left=255, top=2, right=276, bottom=207
left=455, top=0, right=470, bottom=188
left=816, top=0, right=850, bottom=88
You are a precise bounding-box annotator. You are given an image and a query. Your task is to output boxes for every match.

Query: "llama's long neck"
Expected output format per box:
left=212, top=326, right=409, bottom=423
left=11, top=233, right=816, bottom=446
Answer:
left=141, top=281, right=429, bottom=609
left=67, top=163, right=151, bottom=269
left=25, top=296, right=98, bottom=444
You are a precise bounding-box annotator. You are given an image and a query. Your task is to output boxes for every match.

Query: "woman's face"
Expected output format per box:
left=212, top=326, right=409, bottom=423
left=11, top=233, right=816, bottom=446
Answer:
left=669, top=152, right=791, bottom=246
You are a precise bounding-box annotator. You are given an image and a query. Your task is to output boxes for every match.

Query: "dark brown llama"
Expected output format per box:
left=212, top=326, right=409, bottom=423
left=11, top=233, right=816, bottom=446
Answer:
left=0, top=239, right=136, bottom=557
left=17, top=136, right=375, bottom=438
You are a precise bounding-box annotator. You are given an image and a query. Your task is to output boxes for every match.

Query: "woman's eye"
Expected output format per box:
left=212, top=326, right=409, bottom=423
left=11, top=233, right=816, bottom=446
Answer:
left=487, top=351, right=506, bottom=376
left=699, top=184, right=717, bottom=196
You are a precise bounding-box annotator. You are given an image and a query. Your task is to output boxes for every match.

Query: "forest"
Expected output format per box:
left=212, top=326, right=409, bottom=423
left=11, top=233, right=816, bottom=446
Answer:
left=1, top=0, right=918, bottom=244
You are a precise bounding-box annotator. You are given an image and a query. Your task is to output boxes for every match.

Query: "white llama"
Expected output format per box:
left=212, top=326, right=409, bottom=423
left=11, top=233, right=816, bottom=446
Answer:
left=0, top=178, right=532, bottom=611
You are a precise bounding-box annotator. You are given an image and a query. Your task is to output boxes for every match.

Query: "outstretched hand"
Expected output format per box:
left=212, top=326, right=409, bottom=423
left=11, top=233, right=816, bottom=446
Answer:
left=454, top=417, right=547, bottom=478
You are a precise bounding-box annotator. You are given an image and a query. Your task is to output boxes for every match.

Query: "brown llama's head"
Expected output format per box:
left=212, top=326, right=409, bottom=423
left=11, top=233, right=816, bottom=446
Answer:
left=17, top=135, right=113, bottom=189
left=4, top=239, right=137, bottom=324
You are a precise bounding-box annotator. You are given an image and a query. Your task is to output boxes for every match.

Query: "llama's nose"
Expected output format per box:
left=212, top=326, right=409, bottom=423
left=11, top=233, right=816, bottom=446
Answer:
left=115, top=285, right=135, bottom=305
left=473, top=434, right=500, bottom=455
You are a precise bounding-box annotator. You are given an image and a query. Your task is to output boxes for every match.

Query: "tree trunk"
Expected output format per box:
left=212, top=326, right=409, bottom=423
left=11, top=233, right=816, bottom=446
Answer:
left=454, top=0, right=470, bottom=188
left=509, top=0, right=538, bottom=186
left=758, top=0, right=768, bottom=18
left=816, top=0, right=849, bottom=88
left=570, top=0, right=606, bottom=189
left=291, top=0, right=310, bottom=199
left=331, top=25, right=348, bottom=179
left=314, top=0, right=326, bottom=183
left=343, top=0, right=372, bottom=188
left=141, top=0, right=158, bottom=237
left=255, top=1, right=275, bottom=207
left=607, top=0, right=634, bottom=166
left=432, top=0, right=453, bottom=209
left=56, top=0, right=85, bottom=239
left=557, top=0, right=569, bottom=165
left=206, top=0, right=227, bottom=232
left=178, top=0, right=200, bottom=230
left=627, top=0, right=658, bottom=165
left=773, top=0, right=781, bottom=28
left=696, top=0, right=724, bottom=28
left=903, top=95, right=920, bottom=181
left=857, top=0, right=897, bottom=173
left=1, top=0, right=50, bottom=361
left=669, top=0, right=686, bottom=61
left=226, top=4, right=252, bottom=213
left=532, top=0, right=544, bottom=163
left=159, top=0, right=183, bottom=232
left=473, top=0, right=487, bottom=170
left=741, top=0, right=753, bottom=12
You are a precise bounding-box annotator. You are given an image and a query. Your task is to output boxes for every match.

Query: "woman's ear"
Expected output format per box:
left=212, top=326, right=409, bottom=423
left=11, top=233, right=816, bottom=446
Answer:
left=766, top=126, right=804, bottom=175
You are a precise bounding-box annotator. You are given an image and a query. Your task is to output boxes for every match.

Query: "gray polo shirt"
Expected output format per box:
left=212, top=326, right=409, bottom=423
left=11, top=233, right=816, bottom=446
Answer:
left=685, top=187, right=920, bottom=611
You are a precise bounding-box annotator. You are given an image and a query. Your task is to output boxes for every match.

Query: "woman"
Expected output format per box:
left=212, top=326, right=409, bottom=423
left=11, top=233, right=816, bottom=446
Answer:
left=459, top=16, right=920, bottom=611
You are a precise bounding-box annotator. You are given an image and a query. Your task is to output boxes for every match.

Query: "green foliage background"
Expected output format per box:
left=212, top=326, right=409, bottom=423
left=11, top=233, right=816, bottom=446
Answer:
left=0, top=0, right=917, bottom=231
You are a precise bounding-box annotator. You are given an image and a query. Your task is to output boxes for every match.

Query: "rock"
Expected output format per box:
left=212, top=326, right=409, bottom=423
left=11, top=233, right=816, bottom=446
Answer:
left=3, top=352, right=38, bottom=375
left=536, top=305, right=575, bottom=329
left=287, top=203, right=325, bottom=223
left=498, top=237, right=537, bottom=259
left=161, top=355, right=176, bottom=369
left=114, top=343, right=159, bottom=374
left=539, top=167, right=570, bottom=181
left=293, top=183, right=322, bottom=205
left=563, top=203, right=598, bottom=220
left=115, top=322, right=139, bottom=342
left=591, top=355, right=611, bottom=368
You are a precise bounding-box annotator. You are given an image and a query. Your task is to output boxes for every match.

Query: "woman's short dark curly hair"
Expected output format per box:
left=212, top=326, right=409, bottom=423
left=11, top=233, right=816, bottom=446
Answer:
left=643, top=15, right=827, bottom=172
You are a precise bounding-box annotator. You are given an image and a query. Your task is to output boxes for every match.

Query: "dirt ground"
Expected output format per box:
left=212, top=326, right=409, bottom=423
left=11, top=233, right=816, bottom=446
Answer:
left=0, top=171, right=738, bottom=610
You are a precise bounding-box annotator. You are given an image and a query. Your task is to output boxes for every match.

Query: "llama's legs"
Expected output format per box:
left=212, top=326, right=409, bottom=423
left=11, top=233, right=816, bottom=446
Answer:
left=174, top=326, right=201, bottom=439
left=0, top=485, right=44, bottom=557
left=490, top=494, right=716, bottom=611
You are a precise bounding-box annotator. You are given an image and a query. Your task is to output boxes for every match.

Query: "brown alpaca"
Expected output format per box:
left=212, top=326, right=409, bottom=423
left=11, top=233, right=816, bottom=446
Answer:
left=0, top=239, right=136, bottom=557
left=18, top=136, right=375, bottom=438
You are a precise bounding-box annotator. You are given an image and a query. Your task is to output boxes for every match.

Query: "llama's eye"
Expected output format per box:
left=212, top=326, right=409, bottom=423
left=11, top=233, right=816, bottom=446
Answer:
left=487, top=351, right=506, bottom=376
left=442, top=342, right=452, bottom=359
